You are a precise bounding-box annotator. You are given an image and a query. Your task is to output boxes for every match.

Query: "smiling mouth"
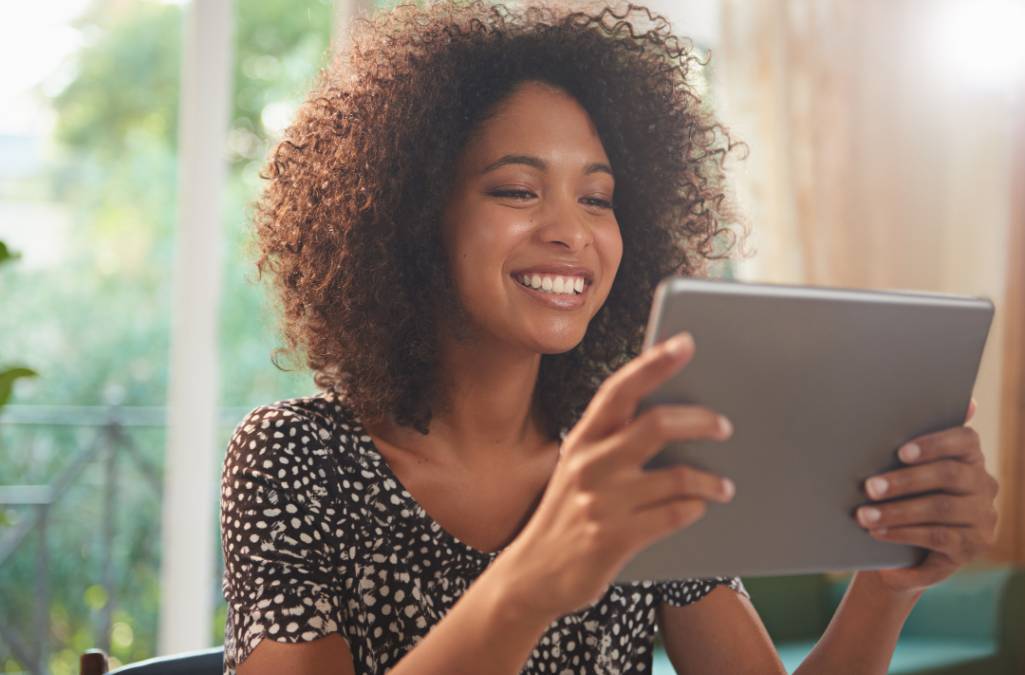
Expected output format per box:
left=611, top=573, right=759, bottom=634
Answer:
left=512, top=272, right=589, bottom=296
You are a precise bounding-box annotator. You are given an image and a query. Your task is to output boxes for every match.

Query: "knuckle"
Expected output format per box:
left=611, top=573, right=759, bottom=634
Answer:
left=940, top=461, right=961, bottom=485
left=672, top=467, right=694, bottom=493
left=929, top=528, right=951, bottom=548
left=964, top=426, right=981, bottom=447
left=650, top=407, right=675, bottom=438
left=935, top=496, right=954, bottom=517
left=988, top=475, right=1000, bottom=497
left=564, top=455, right=591, bottom=488
left=581, top=493, right=604, bottom=521
left=886, top=472, right=905, bottom=493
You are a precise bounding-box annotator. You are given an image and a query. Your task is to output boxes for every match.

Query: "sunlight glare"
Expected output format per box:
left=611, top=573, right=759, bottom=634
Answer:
left=928, top=0, right=1025, bottom=93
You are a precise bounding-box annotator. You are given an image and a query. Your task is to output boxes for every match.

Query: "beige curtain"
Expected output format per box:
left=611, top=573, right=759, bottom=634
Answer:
left=714, top=0, right=1023, bottom=561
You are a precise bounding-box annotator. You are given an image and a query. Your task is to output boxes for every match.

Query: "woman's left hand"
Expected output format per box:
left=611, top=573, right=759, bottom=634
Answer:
left=856, top=398, right=1000, bottom=595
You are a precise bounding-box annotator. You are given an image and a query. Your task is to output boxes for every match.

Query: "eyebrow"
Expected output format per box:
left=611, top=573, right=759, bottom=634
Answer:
left=479, top=153, right=614, bottom=178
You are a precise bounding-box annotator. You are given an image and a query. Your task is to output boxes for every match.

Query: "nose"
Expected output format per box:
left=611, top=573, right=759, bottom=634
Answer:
left=535, top=190, right=593, bottom=252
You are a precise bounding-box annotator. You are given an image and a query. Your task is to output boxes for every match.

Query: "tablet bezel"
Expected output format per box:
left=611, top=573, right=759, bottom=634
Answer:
left=614, top=277, right=994, bottom=582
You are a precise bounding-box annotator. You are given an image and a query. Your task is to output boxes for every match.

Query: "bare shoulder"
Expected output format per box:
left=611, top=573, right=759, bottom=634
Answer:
left=657, top=585, right=786, bottom=675
left=237, top=633, right=355, bottom=675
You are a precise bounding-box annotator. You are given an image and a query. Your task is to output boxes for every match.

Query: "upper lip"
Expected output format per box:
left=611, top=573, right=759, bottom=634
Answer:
left=510, top=264, right=595, bottom=285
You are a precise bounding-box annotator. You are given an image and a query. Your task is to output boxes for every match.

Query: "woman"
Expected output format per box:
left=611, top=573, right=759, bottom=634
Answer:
left=220, top=2, right=1000, bottom=673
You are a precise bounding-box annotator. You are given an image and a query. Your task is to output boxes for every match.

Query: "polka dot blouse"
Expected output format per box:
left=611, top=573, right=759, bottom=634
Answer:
left=220, top=392, right=748, bottom=674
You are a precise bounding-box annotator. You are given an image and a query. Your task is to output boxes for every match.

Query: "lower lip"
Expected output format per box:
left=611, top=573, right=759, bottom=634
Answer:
left=511, top=277, right=589, bottom=309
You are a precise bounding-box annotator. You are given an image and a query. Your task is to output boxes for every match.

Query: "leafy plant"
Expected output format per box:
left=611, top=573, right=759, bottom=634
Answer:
left=0, top=1, right=333, bottom=668
left=0, top=241, right=37, bottom=410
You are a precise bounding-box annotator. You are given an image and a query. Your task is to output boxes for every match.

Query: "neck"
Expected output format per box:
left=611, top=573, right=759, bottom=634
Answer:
left=432, top=333, right=545, bottom=466
left=371, top=329, right=551, bottom=469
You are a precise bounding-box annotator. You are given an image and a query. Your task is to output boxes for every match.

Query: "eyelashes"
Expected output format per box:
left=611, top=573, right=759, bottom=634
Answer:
left=488, top=189, right=614, bottom=209
left=488, top=189, right=534, bottom=200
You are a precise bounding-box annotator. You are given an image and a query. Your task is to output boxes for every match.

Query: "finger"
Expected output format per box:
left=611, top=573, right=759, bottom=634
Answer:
left=625, top=497, right=708, bottom=552
left=856, top=494, right=986, bottom=529
left=868, top=526, right=982, bottom=563
left=863, top=459, right=988, bottom=501
left=623, top=464, right=734, bottom=512
left=571, top=332, right=695, bottom=445
left=897, top=426, right=983, bottom=466
left=966, top=398, right=977, bottom=424
left=585, top=404, right=731, bottom=475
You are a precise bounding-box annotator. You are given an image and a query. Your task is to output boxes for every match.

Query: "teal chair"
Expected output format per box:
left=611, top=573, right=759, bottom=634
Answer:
left=653, top=566, right=1024, bottom=674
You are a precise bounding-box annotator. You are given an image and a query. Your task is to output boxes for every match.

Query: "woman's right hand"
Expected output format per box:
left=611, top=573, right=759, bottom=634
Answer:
left=494, top=331, right=735, bottom=621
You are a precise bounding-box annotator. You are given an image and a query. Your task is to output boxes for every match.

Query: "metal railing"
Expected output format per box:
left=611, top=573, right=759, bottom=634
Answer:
left=0, top=404, right=247, bottom=674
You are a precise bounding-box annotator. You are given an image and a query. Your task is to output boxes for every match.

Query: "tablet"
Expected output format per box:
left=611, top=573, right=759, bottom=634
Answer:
left=614, top=277, right=994, bottom=582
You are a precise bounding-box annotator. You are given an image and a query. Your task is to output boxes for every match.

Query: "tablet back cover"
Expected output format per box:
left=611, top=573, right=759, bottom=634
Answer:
left=614, top=278, right=994, bottom=582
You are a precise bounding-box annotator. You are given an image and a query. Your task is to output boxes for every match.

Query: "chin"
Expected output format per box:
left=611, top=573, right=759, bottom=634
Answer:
left=529, top=330, right=588, bottom=356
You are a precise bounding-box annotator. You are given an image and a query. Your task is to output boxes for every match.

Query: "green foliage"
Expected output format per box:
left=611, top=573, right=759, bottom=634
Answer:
left=0, top=367, right=38, bottom=408
left=0, top=0, right=334, bottom=669
left=53, top=2, right=182, bottom=161
left=0, top=241, right=38, bottom=410
left=0, top=241, right=20, bottom=266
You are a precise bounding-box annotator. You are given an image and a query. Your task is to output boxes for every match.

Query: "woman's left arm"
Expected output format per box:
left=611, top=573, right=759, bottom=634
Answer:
left=793, top=397, right=1000, bottom=674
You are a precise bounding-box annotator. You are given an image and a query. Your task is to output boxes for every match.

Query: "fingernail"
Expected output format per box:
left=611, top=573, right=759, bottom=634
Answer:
left=899, top=443, right=920, bottom=463
left=722, top=478, right=735, bottom=500
left=665, top=332, right=693, bottom=356
left=718, top=415, right=733, bottom=437
left=859, top=507, right=881, bottom=524
left=866, top=477, right=888, bottom=499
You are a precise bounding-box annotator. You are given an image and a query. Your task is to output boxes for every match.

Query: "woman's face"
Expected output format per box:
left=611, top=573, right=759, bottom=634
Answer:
left=440, top=81, right=623, bottom=355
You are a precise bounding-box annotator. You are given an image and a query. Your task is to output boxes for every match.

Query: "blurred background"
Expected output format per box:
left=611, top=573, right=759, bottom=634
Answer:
left=0, top=1, right=1021, bottom=674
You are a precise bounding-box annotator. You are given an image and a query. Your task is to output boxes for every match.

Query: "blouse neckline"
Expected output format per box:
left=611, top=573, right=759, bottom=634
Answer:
left=349, top=414, right=508, bottom=561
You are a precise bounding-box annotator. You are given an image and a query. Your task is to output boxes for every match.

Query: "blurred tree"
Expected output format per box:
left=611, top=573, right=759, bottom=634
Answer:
left=0, top=0, right=333, bottom=670
left=0, top=242, right=38, bottom=409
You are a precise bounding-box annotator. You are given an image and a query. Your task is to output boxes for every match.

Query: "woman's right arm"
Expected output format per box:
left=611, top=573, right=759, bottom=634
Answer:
left=240, top=548, right=558, bottom=675
left=240, top=332, right=735, bottom=674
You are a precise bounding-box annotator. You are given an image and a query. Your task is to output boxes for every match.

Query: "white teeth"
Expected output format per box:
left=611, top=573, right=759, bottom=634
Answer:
left=517, top=273, right=587, bottom=296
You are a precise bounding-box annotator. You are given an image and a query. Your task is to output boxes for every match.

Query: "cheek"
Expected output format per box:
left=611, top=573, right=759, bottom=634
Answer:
left=598, top=220, right=624, bottom=283
left=448, top=211, right=526, bottom=293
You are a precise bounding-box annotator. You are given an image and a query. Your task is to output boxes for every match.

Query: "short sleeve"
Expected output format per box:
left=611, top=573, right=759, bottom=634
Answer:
left=220, top=404, right=352, bottom=668
left=657, top=576, right=750, bottom=607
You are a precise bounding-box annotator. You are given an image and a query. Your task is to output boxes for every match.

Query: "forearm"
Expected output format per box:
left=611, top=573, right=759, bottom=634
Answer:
left=793, top=572, right=921, bottom=675
left=389, top=550, right=555, bottom=675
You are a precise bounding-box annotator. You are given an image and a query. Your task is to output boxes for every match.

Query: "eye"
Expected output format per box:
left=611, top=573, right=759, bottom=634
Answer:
left=581, top=196, right=614, bottom=209
left=489, top=189, right=536, bottom=200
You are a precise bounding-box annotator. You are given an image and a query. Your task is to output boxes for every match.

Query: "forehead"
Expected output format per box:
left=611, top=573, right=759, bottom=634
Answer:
left=460, top=81, right=610, bottom=169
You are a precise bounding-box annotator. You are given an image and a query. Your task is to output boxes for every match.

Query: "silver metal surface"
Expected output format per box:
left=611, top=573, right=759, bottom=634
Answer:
left=615, top=278, right=994, bottom=581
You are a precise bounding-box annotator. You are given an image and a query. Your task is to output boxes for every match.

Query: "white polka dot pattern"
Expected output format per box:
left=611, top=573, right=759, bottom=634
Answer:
left=220, top=392, right=748, bottom=674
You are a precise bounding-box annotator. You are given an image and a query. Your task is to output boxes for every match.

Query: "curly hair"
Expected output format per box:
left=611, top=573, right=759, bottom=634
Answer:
left=252, top=0, right=749, bottom=438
